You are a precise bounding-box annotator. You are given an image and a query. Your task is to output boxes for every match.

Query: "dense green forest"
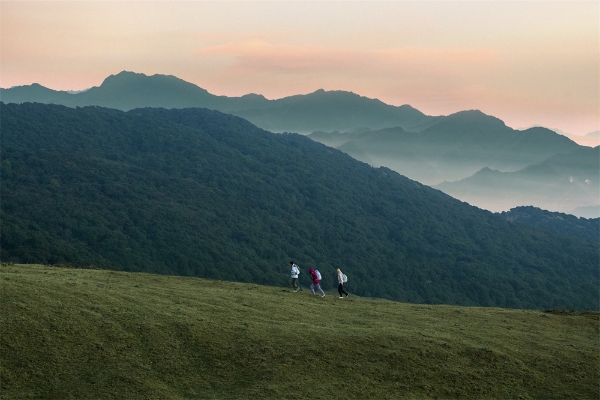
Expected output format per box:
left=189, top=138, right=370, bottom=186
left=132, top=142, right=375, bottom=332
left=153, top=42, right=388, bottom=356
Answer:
left=1, top=102, right=598, bottom=310
left=499, top=207, right=598, bottom=243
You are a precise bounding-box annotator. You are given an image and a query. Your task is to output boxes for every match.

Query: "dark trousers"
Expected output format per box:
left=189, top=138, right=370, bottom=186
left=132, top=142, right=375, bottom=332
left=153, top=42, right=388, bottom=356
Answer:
left=338, top=283, right=348, bottom=297
left=292, top=278, right=299, bottom=290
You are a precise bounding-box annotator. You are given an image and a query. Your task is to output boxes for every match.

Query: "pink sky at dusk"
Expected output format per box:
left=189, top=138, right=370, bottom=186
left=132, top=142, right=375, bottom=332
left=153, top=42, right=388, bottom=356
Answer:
left=1, top=1, right=598, bottom=136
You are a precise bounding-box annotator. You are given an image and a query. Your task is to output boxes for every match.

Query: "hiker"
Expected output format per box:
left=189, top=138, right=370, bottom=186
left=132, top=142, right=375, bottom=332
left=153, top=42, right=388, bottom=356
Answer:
left=290, top=261, right=300, bottom=292
left=308, top=268, right=326, bottom=298
left=336, top=268, right=349, bottom=298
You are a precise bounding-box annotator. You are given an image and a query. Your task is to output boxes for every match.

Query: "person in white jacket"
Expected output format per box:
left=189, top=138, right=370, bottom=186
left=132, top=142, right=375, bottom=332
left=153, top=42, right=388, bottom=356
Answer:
left=336, top=268, right=349, bottom=298
left=290, top=261, right=301, bottom=292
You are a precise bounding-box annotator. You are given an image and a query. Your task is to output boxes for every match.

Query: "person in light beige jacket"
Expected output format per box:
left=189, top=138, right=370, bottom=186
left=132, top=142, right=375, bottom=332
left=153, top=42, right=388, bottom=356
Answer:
left=336, top=268, right=349, bottom=298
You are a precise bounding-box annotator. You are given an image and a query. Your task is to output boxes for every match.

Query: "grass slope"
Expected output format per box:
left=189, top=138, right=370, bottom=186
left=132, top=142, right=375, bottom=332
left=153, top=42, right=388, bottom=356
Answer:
left=1, top=264, right=598, bottom=399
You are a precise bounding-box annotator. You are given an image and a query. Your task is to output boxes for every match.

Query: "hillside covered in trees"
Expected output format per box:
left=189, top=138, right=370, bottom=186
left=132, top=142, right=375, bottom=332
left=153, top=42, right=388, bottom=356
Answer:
left=1, top=102, right=598, bottom=310
left=499, top=207, right=599, bottom=243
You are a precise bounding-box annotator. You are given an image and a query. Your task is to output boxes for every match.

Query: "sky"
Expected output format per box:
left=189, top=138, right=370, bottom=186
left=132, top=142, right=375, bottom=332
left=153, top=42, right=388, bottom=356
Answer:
left=1, top=1, right=598, bottom=136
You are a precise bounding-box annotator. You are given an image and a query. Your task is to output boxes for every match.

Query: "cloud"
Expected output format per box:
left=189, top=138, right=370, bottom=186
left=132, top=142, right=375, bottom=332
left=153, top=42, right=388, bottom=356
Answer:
left=194, top=40, right=498, bottom=77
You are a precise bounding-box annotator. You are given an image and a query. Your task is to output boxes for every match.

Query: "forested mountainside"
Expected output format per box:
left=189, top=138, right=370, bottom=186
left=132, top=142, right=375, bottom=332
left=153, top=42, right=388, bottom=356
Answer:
left=1, top=102, right=597, bottom=310
left=500, top=207, right=599, bottom=243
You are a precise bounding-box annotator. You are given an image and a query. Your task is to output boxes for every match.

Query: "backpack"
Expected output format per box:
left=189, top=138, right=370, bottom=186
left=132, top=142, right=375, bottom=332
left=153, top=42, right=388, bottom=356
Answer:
left=315, top=269, right=322, bottom=281
left=342, top=273, right=348, bottom=283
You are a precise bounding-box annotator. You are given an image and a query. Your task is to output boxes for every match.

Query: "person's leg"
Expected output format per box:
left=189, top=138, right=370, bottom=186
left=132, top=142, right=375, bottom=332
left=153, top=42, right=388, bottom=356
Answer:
left=338, top=284, right=343, bottom=297
left=316, top=284, right=325, bottom=297
left=292, top=278, right=298, bottom=290
left=310, top=283, right=316, bottom=295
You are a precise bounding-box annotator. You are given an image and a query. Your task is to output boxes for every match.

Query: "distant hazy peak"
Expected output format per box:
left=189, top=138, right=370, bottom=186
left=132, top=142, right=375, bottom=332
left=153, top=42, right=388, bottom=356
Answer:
left=374, top=126, right=408, bottom=134
left=422, top=109, right=508, bottom=135
left=101, top=71, right=151, bottom=85
left=519, top=126, right=578, bottom=143
left=4, top=82, right=56, bottom=91
left=585, top=130, right=600, bottom=138
left=288, top=88, right=422, bottom=113
left=240, top=93, right=267, bottom=100
left=303, top=88, right=379, bottom=101
left=446, top=109, right=505, bottom=124
left=474, top=166, right=499, bottom=175
left=99, top=71, right=210, bottom=94
left=105, top=70, right=180, bottom=81
left=397, top=104, right=421, bottom=111
left=306, top=88, right=362, bottom=97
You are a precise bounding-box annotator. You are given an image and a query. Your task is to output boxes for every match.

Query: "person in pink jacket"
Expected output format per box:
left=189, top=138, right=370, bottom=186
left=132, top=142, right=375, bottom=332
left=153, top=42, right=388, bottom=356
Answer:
left=308, top=268, right=326, bottom=298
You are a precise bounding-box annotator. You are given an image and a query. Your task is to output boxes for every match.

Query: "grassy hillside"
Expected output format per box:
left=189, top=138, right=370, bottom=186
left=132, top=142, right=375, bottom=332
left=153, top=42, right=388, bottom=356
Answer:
left=1, top=264, right=598, bottom=399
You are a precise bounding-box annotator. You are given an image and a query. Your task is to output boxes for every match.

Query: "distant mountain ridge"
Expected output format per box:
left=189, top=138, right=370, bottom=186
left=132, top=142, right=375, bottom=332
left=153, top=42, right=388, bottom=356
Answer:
left=0, top=71, right=434, bottom=133
left=310, top=113, right=580, bottom=185
left=4, top=71, right=593, bottom=217
left=550, top=128, right=600, bottom=148
left=307, top=113, right=594, bottom=217
left=436, top=146, right=600, bottom=217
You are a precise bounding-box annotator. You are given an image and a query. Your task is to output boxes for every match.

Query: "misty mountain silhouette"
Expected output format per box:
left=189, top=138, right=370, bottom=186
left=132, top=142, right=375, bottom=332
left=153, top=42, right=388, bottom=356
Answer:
left=78, top=72, right=216, bottom=110
left=0, top=71, right=432, bottom=133
left=435, top=146, right=600, bottom=217
left=310, top=112, right=580, bottom=185
left=1, top=83, right=74, bottom=104
left=4, top=71, right=591, bottom=216
left=233, top=89, right=429, bottom=133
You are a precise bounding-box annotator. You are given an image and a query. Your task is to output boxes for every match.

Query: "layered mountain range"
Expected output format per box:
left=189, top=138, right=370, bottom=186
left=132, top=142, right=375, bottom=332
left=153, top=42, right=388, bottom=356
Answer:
left=309, top=113, right=581, bottom=183
left=1, top=102, right=598, bottom=310
left=436, top=146, right=599, bottom=217
left=0, top=71, right=433, bottom=133
left=310, top=122, right=598, bottom=217
left=2, top=71, right=598, bottom=217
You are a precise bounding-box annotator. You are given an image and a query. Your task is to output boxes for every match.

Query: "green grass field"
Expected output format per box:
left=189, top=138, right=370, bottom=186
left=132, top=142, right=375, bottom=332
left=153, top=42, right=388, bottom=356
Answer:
left=1, top=263, right=598, bottom=399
